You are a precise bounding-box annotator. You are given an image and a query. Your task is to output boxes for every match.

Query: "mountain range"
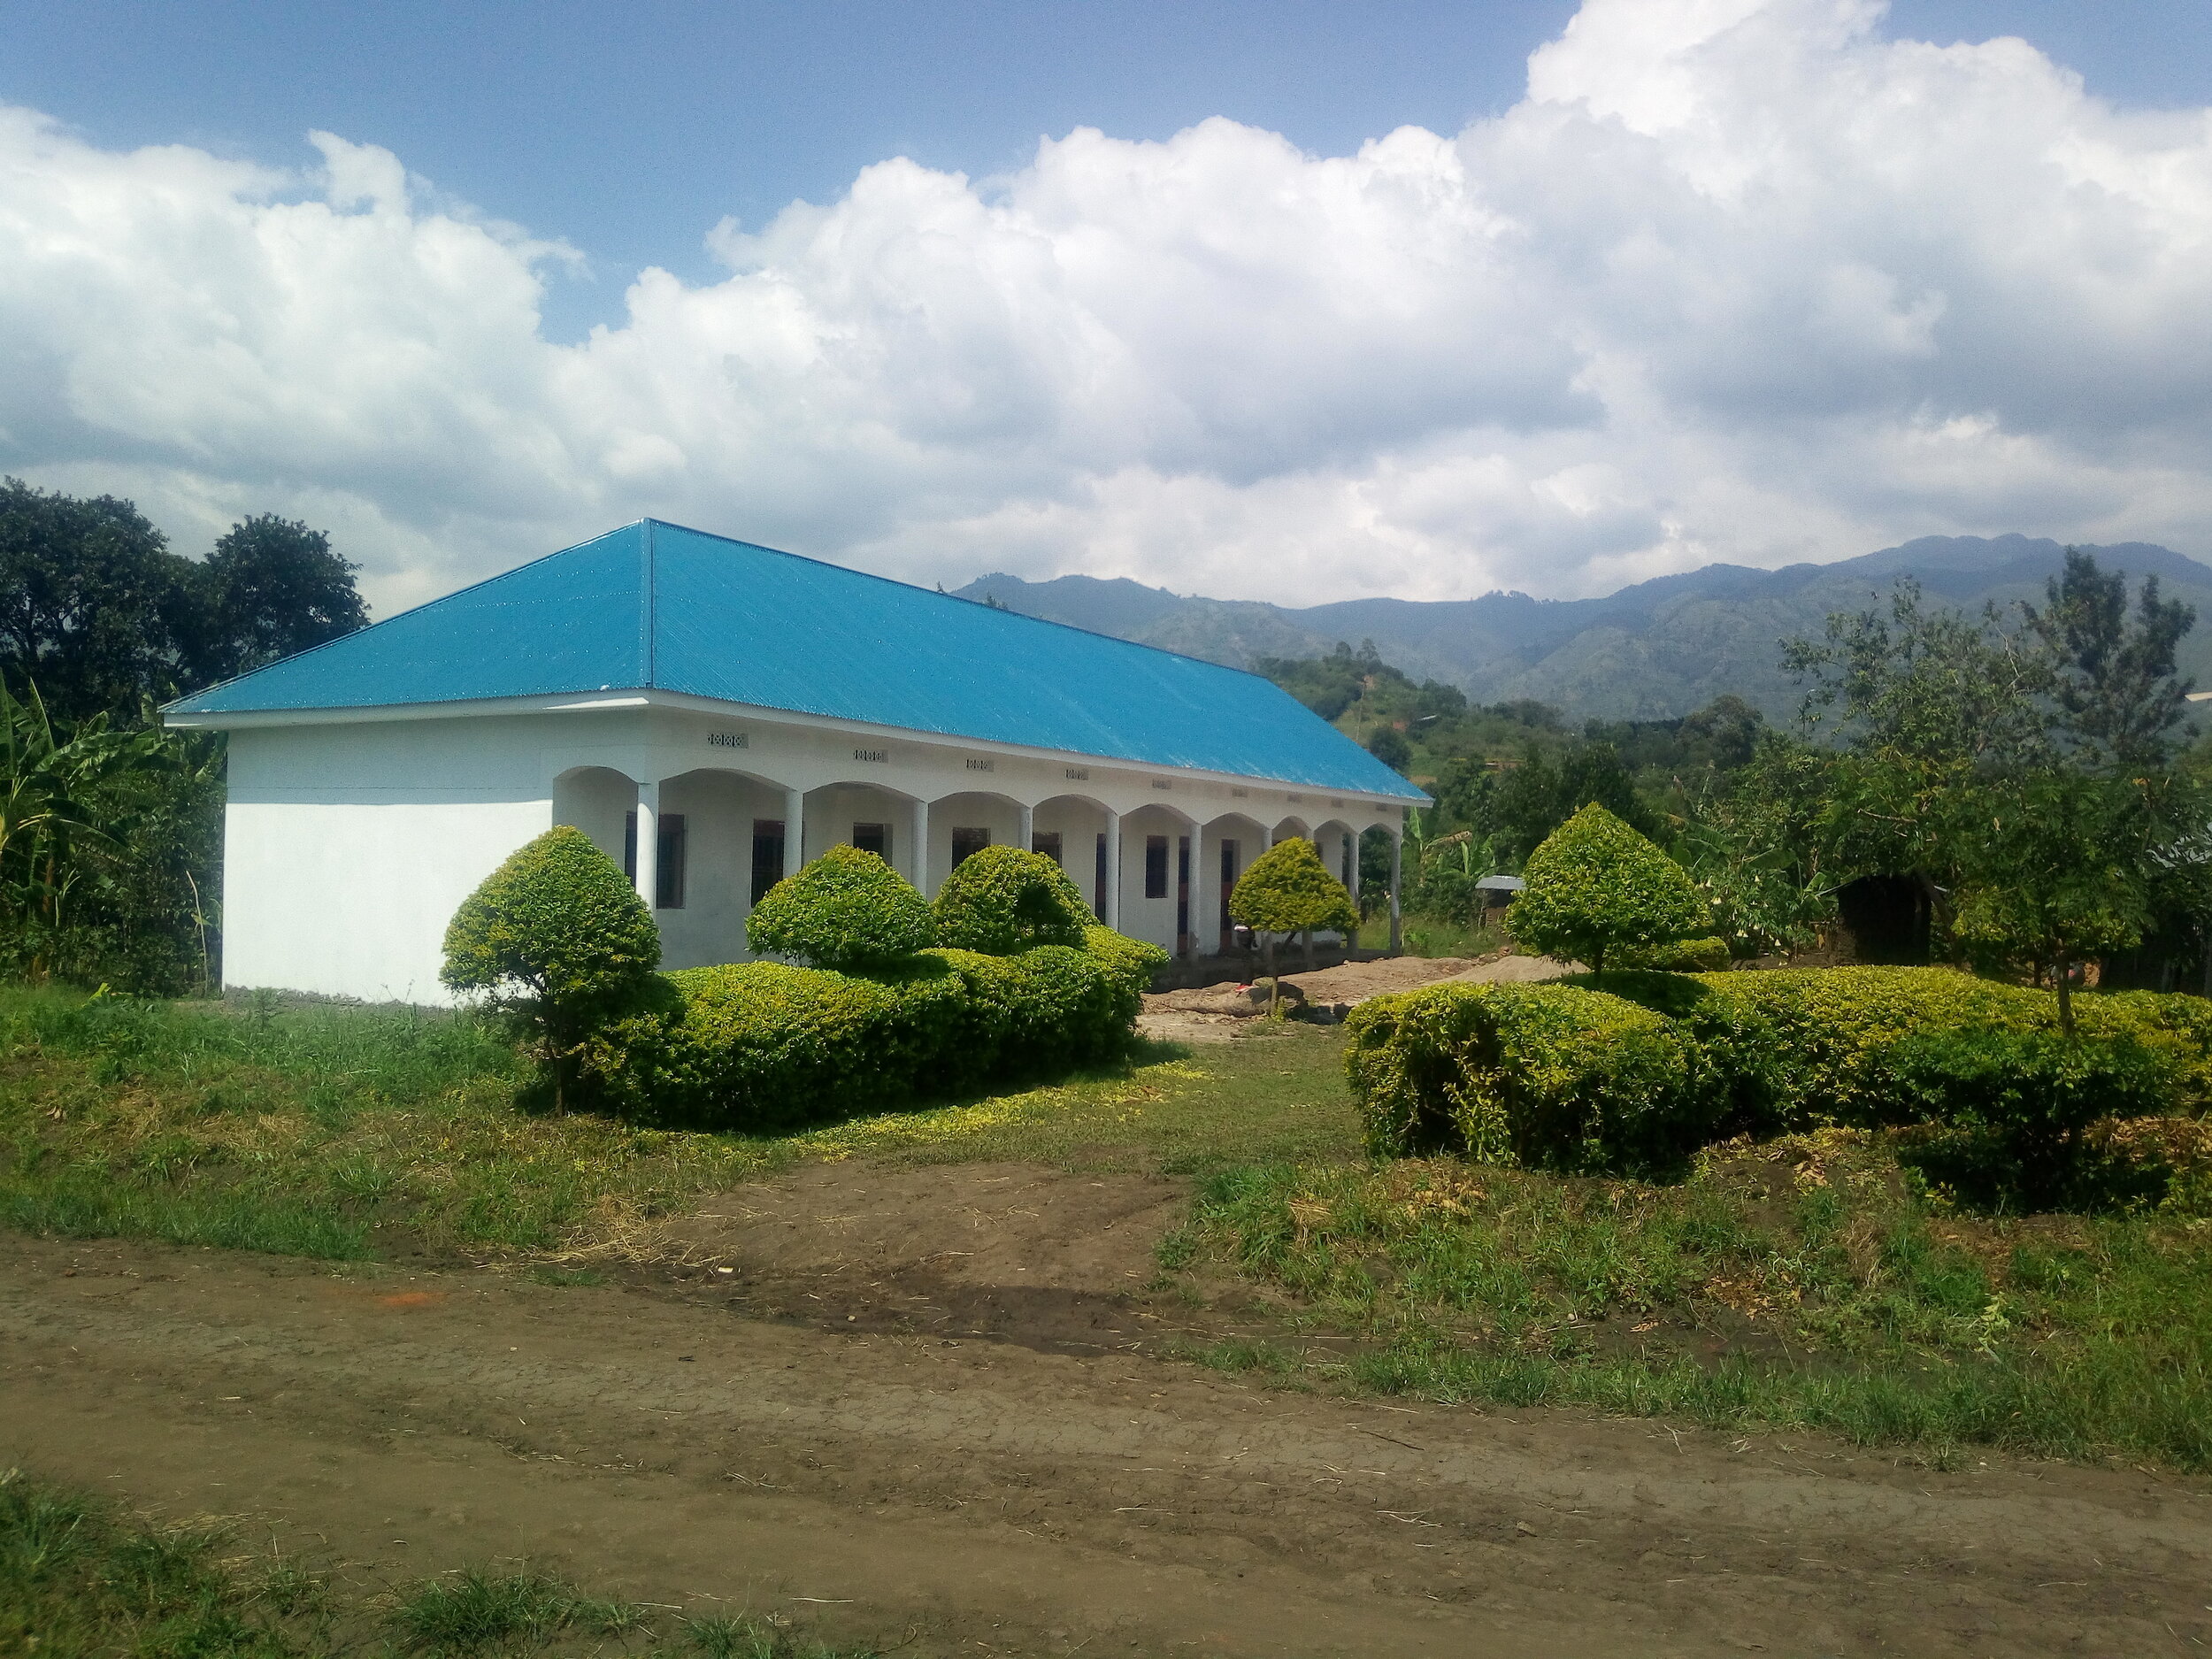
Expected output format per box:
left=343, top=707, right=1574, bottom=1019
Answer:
left=956, top=535, right=2212, bottom=721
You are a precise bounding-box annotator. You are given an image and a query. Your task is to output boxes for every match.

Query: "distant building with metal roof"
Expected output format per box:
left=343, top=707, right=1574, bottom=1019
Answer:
left=167, top=520, right=1423, bottom=1002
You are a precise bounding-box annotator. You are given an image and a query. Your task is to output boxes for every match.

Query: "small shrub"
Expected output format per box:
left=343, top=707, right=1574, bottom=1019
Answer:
left=588, top=927, right=1168, bottom=1130
left=1230, top=839, right=1359, bottom=974
left=930, top=846, right=1092, bottom=955
left=1506, top=803, right=1707, bottom=980
left=441, top=826, right=660, bottom=1111
left=1345, top=980, right=1711, bottom=1174
left=745, top=845, right=933, bottom=970
left=1888, top=1029, right=2176, bottom=1212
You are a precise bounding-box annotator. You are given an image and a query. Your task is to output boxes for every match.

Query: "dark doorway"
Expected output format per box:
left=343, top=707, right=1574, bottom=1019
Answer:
left=851, top=822, right=889, bottom=860
left=1836, top=875, right=1931, bottom=964
left=1218, top=840, right=1240, bottom=948
left=750, top=818, right=785, bottom=904
left=1176, top=835, right=1191, bottom=954
left=1032, top=829, right=1063, bottom=864
left=951, top=826, right=991, bottom=867
left=1094, top=832, right=1109, bottom=920
left=1144, top=834, right=1170, bottom=899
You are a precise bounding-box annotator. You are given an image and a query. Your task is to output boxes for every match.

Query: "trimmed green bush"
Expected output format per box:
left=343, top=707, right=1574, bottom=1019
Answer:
left=1617, top=935, right=1731, bottom=972
left=1596, top=966, right=2210, bottom=1133
left=1345, top=980, right=1710, bottom=1174
left=1348, top=964, right=2212, bottom=1185
left=586, top=926, right=1168, bottom=1129
left=1506, top=803, right=1706, bottom=980
left=1230, top=838, right=1360, bottom=976
left=1887, top=1028, right=2176, bottom=1211
left=442, top=826, right=660, bottom=1111
left=931, top=846, right=1093, bottom=955
left=745, top=845, right=933, bottom=970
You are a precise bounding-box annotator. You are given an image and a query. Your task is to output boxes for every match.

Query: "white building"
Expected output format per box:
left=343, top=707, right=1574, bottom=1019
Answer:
left=165, top=520, right=1428, bottom=1003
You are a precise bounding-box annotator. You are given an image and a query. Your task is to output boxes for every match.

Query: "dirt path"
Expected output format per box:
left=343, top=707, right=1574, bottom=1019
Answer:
left=5, top=1166, right=2210, bottom=1656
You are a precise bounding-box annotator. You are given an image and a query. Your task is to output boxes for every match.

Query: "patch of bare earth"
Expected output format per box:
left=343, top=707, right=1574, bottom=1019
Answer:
left=4, top=1162, right=2210, bottom=1657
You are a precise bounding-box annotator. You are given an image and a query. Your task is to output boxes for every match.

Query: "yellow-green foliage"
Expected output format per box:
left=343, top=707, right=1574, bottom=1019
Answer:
left=931, top=845, right=1093, bottom=954
left=1506, top=803, right=1706, bottom=977
left=1602, top=966, right=2212, bottom=1133
left=1617, top=935, right=1732, bottom=972
left=440, top=826, right=660, bottom=1110
left=588, top=926, right=1169, bottom=1129
left=1229, top=837, right=1359, bottom=935
left=1350, top=964, right=2212, bottom=1173
left=1345, top=980, right=1709, bottom=1173
left=745, top=844, right=933, bottom=970
left=442, top=826, right=660, bottom=1001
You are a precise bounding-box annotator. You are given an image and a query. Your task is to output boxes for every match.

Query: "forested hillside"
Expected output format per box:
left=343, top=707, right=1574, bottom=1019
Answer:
left=960, top=534, right=2212, bottom=720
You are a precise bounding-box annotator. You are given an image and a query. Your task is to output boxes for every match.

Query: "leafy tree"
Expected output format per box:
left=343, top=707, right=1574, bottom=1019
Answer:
left=442, top=826, right=661, bottom=1112
left=931, top=845, right=1091, bottom=955
left=1785, top=577, right=2049, bottom=767
left=0, top=479, right=368, bottom=719
left=1365, top=724, right=1413, bottom=772
left=746, top=844, right=934, bottom=970
left=1945, top=768, right=2152, bottom=1036
left=0, top=480, right=196, bottom=723
left=193, top=515, right=369, bottom=683
left=1675, top=733, right=1839, bottom=957
left=1230, top=837, right=1360, bottom=981
left=2023, top=547, right=2197, bottom=766
left=1489, top=740, right=1659, bottom=866
left=1506, top=803, right=1705, bottom=982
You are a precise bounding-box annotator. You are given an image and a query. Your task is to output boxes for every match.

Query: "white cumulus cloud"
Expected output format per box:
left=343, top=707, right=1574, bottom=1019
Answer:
left=6, top=0, right=2212, bottom=615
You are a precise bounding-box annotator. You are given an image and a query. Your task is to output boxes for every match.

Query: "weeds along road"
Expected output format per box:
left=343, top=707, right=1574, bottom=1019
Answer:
left=4, top=1224, right=2210, bottom=1656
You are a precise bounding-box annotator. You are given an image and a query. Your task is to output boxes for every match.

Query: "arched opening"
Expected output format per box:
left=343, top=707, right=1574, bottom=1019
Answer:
left=803, top=780, right=926, bottom=890
left=654, top=765, right=800, bottom=970
left=552, top=766, right=639, bottom=868
left=925, top=790, right=1026, bottom=895
left=1118, top=802, right=1199, bottom=955
left=1200, top=812, right=1271, bottom=957
left=1271, top=815, right=1311, bottom=845
left=1033, top=793, right=1112, bottom=917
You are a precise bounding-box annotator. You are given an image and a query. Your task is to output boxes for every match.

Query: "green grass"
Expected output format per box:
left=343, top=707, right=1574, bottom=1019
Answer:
left=9, top=981, right=2212, bottom=1471
left=0, top=983, right=1350, bottom=1263
left=0, top=1466, right=872, bottom=1657
left=1180, top=1133, right=2212, bottom=1469
left=1356, top=911, right=1507, bottom=957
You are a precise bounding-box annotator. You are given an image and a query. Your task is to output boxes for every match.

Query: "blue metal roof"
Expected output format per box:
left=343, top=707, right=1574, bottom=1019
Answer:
left=166, top=519, right=1427, bottom=801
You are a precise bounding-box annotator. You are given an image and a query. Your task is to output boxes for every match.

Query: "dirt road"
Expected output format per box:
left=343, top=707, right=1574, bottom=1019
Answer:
left=4, top=1164, right=2209, bottom=1656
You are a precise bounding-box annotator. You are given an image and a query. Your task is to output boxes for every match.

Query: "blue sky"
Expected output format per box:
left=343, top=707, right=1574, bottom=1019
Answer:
left=9, top=2, right=2205, bottom=342
left=5, top=1, right=2212, bottom=613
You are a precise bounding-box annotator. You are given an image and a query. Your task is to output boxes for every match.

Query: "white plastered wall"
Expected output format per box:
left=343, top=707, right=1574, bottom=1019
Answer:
left=222, top=719, right=554, bottom=1004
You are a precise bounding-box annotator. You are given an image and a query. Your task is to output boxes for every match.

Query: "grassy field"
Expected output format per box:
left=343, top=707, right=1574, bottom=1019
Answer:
left=0, top=1467, right=865, bottom=1658
left=4, top=981, right=2211, bottom=1471
left=0, top=984, right=1351, bottom=1263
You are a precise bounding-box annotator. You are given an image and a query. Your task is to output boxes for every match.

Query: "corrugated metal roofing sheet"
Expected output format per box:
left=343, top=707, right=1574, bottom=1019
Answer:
left=167, top=519, right=1427, bottom=801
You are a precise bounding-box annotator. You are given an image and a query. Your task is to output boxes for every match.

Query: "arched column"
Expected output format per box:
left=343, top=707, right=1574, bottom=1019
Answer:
left=1389, top=823, right=1404, bottom=954
left=633, top=780, right=659, bottom=910
left=1103, top=809, right=1122, bottom=932
left=782, top=788, right=804, bottom=879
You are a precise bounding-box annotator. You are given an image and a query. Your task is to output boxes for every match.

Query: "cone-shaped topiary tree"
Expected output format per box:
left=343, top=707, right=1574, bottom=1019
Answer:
left=746, top=843, right=934, bottom=971
left=1230, top=837, right=1362, bottom=986
left=442, top=825, right=661, bottom=1112
left=1506, top=803, right=1704, bottom=984
left=931, top=844, right=1093, bottom=955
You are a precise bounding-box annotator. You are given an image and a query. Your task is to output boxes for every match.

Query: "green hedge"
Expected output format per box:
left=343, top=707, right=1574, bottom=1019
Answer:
left=585, top=925, right=1166, bottom=1129
left=1349, top=965, right=2212, bottom=1175
left=1344, top=981, right=1711, bottom=1174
